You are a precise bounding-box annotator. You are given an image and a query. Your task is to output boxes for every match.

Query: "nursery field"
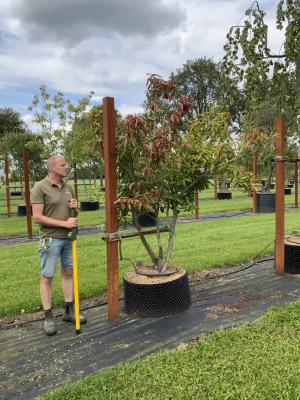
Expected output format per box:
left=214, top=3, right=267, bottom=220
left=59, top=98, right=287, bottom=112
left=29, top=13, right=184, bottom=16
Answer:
left=0, top=181, right=298, bottom=237
left=1, top=209, right=300, bottom=319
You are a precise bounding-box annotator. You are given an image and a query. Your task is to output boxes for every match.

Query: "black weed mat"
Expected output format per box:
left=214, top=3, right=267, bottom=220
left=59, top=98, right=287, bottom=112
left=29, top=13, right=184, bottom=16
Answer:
left=1, top=259, right=300, bottom=399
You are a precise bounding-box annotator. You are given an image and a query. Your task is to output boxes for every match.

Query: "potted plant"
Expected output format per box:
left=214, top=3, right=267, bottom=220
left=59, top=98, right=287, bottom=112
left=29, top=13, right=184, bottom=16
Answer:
left=112, top=74, right=253, bottom=318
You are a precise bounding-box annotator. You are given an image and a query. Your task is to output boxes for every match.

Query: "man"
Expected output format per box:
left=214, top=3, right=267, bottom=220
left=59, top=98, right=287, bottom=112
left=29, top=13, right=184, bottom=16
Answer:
left=31, top=155, right=86, bottom=336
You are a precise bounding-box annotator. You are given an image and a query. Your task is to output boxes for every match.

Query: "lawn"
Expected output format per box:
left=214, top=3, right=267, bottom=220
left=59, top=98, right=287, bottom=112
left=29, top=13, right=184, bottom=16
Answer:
left=0, top=182, right=298, bottom=236
left=1, top=209, right=300, bottom=319
left=40, top=299, right=300, bottom=400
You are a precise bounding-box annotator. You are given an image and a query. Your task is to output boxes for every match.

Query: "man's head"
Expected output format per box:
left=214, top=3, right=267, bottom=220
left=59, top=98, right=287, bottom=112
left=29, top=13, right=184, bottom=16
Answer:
left=47, top=156, right=68, bottom=178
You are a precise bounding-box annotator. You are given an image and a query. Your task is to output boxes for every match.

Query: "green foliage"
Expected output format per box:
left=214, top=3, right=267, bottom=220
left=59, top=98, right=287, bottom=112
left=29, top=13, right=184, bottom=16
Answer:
left=171, top=57, right=244, bottom=127
left=222, top=1, right=299, bottom=130
left=0, top=130, right=46, bottom=182
left=0, top=107, right=25, bottom=139
left=28, top=85, right=94, bottom=157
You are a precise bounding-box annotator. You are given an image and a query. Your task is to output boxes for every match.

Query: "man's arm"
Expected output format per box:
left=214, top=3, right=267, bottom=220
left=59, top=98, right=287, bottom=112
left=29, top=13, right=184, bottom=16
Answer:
left=32, top=203, right=78, bottom=229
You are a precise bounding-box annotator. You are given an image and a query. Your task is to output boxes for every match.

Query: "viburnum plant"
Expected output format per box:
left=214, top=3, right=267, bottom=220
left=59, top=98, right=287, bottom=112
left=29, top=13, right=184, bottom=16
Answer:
left=113, top=74, right=253, bottom=273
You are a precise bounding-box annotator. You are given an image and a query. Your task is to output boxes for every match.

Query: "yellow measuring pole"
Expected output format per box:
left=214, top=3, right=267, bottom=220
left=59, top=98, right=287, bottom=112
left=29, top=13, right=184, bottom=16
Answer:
left=72, top=239, right=81, bottom=334
left=69, top=207, right=81, bottom=334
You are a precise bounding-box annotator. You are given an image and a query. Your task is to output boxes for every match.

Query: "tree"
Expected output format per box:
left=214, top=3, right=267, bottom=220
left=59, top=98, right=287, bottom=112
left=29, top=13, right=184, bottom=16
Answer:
left=28, top=85, right=94, bottom=157
left=0, top=130, right=45, bottom=183
left=113, top=74, right=253, bottom=273
left=0, top=107, right=26, bottom=138
left=222, top=1, right=299, bottom=132
left=170, top=58, right=244, bottom=127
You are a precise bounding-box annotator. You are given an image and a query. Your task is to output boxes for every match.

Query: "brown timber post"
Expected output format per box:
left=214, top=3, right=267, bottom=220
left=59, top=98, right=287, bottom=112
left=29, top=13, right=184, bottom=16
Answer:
left=23, top=148, right=32, bottom=239
left=275, top=116, right=285, bottom=274
left=194, top=191, right=199, bottom=219
left=4, top=158, right=11, bottom=217
left=214, top=179, right=217, bottom=200
left=252, top=129, right=258, bottom=213
left=73, top=163, right=78, bottom=202
left=252, top=154, right=257, bottom=212
left=295, top=161, right=298, bottom=208
left=103, top=97, right=119, bottom=322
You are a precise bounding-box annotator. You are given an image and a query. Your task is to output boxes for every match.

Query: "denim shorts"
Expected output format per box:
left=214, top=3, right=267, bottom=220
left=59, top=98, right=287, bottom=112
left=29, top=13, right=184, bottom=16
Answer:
left=39, top=237, right=73, bottom=278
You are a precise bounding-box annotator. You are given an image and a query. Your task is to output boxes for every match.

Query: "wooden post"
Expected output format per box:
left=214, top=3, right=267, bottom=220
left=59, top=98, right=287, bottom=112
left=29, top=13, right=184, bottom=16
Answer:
left=295, top=161, right=298, bottom=208
left=103, top=97, right=119, bottom=322
left=23, top=148, right=32, bottom=239
left=194, top=191, right=199, bottom=219
left=252, top=154, right=257, bottom=213
left=73, top=163, right=78, bottom=202
left=4, top=158, right=11, bottom=217
left=214, top=179, right=217, bottom=200
left=275, top=116, right=285, bottom=274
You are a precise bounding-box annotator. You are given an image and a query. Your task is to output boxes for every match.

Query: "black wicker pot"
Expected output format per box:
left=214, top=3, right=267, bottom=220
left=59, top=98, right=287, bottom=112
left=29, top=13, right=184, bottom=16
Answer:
left=217, top=192, right=232, bottom=200
left=133, top=212, right=156, bottom=227
left=284, top=236, right=300, bottom=273
left=11, top=191, right=22, bottom=196
left=284, top=188, right=292, bottom=195
left=17, top=205, right=32, bottom=217
left=124, top=269, right=191, bottom=318
left=80, top=201, right=100, bottom=211
left=255, top=192, right=275, bottom=213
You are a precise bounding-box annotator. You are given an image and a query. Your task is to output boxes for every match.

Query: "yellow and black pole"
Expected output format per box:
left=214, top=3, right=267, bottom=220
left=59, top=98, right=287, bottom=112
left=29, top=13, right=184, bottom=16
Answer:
left=68, top=207, right=81, bottom=334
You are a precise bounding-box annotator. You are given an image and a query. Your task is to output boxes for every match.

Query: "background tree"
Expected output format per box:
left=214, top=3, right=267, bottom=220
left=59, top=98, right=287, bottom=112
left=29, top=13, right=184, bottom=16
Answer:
left=0, top=107, right=26, bottom=138
left=0, top=130, right=45, bottom=183
left=170, top=57, right=245, bottom=129
left=222, top=1, right=299, bottom=132
left=28, top=85, right=93, bottom=157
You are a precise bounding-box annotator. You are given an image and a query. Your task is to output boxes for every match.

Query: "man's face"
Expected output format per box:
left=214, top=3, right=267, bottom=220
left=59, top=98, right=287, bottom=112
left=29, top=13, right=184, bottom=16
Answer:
left=53, top=157, right=69, bottom=178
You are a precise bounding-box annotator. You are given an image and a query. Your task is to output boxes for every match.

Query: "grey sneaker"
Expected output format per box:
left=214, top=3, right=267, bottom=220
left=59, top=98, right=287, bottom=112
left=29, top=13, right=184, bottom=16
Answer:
left=62, top=309, right=87, bottom=324
left=43, top=317, right=57, bottom=336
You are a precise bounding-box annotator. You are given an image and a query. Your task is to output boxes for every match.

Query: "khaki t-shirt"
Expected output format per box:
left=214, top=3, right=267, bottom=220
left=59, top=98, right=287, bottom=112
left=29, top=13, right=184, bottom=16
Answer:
left=31, top=177, right=74, bottom=238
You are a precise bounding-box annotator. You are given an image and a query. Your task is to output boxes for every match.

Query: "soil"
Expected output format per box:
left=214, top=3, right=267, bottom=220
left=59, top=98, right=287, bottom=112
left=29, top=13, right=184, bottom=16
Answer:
left=285, top=235, right=300, bottom=246
left=124, top=268, right=186, bottom=285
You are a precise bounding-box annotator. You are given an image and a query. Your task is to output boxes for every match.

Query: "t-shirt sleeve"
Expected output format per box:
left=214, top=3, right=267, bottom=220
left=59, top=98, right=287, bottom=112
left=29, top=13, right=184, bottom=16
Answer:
left=30, top=183, right=44, bottom=204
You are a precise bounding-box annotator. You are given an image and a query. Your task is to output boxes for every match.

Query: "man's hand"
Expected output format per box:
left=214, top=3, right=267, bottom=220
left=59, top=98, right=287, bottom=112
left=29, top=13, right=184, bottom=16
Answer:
left=65, top=217, right=78, bottom=229
left=69, top=198, right=78, bottom=209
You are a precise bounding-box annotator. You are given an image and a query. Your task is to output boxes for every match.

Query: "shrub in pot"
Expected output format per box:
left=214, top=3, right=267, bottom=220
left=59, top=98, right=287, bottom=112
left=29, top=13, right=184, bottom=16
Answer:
left=112, top=75, right=253, bottom=317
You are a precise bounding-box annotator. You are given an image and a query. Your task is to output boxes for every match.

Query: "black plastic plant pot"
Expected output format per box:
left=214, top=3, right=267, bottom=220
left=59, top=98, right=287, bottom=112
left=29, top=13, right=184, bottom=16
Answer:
left=284, top=237, right=300, bottom=273
left=133, top=212, right=156, bottom=227
left=255, top=192, right=275, bottom=213
left=217, top=192, right=232, bottom=200
left=123, top=269, right=191, bottom=318
left=261, top=179, right=266, bottom=185
left=80, top=201, right=100, bottom=211
left=284, top=188, right=292, bottom=195
left=11, top=191, right=22, bottom=196
left=287, top=184, right=293, bottom=188
left=270, top=183, right=275, bottom=190
left=17, top=205, right=32, bottom=217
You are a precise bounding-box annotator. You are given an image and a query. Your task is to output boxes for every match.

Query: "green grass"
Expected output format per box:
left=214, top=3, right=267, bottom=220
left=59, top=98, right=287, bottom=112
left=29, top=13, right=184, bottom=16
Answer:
left=1, top=209, right=300, bottom=319
left=0, top=184, right=298, bottom=236
left=40, top=299, right=300, bottom=400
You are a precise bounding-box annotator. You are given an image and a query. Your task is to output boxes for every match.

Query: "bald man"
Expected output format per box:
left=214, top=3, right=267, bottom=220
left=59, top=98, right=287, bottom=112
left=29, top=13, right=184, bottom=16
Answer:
left=31, top=155, right=86, bottom=336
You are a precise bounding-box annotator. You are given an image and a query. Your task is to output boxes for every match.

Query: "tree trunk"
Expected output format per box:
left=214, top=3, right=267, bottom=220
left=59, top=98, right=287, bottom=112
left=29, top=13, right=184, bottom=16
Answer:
left=161, top=209, right=178, bottom=272
left=134, top=214, right=157, bottom=266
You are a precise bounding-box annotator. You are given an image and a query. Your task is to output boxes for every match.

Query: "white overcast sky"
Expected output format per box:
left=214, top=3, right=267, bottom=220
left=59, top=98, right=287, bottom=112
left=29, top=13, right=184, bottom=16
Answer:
left=0, top=0, right=284, bottom=125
